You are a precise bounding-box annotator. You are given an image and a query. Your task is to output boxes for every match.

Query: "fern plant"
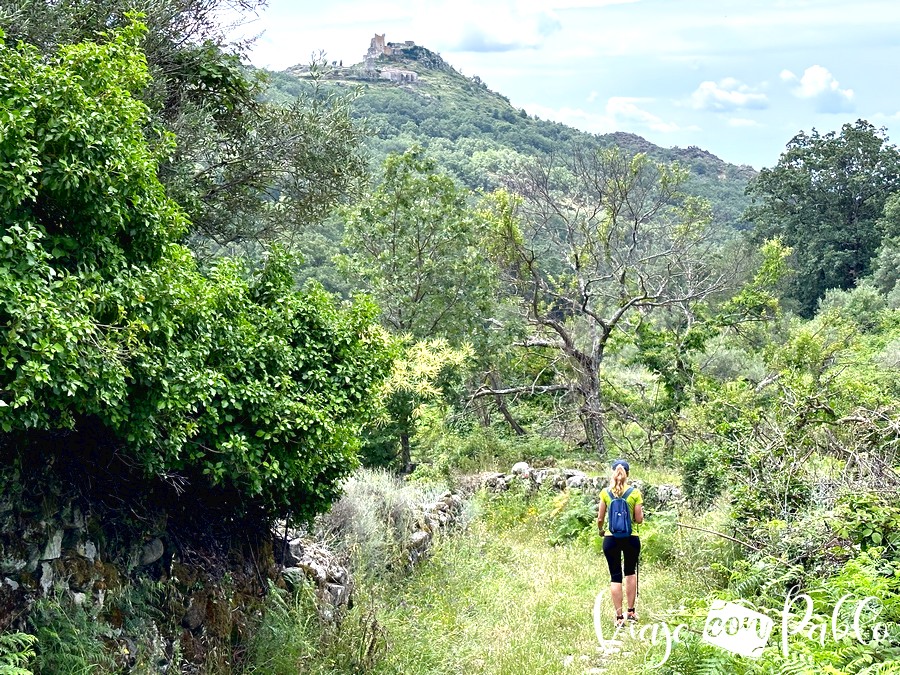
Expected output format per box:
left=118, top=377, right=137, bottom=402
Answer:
left=0, top=632, right=36, bottom=675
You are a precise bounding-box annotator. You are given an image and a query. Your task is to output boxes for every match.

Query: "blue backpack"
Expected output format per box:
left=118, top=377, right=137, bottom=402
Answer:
left=606, top=487, right=635, bottom=538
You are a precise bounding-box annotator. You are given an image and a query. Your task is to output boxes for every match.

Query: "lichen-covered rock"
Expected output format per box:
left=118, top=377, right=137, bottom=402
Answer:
left=511, top=461, right=531, bottom=476
left=139, top=538, right=164, bottom=566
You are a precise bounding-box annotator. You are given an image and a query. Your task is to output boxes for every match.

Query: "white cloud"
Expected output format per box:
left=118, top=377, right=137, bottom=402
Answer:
left=727, top=118, right=763, bottom=128
left=587, top=90, right=599, bottom=103
left=525, top=96, right=692, bottom=134
left=690, top=78, right=768, bottom=112
left=607, top=97, right=685, bottom=132
left=780, top=65, right=854, bottom=113
left=412, top=1, right=561, bottom=52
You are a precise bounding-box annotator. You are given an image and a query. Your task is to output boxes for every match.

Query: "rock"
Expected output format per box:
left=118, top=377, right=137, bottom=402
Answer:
left=63, top=507, right=85, bottom=530
left=181, top=597, right=206, bottom=631
left=410, top=530, right=431, bottom=549
left=273, top=537, right=304, bottom=567
left=71, top=591, right=86, bottom=606
left=511, top=461, right=531, bottom=476
left=325, top=582, right=350, bottom=606
left=139, top=538, right=164, bottom=566
left=41, top=529, right=63, bottom=560
left=280, top=567, right=307, bottom=589
left=299, top=561, right=327, bottom=585
left=566, top=474, right=587, bottom=489
left=4, top=577, right=19, bottom=591
left=77, top=540, right=98, bottom=562
left=40, top=561, right=53, bottom=595
left=653, top=484, right=683, bottom=507
left=0, top=559, right=26, bottom=575
left=481, top=472, right=509, bottom=492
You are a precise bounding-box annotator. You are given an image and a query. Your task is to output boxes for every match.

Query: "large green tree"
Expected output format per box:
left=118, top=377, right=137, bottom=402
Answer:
left=341, top=148, right=499, bottom=468
left=0, top=0, right=368, bottom=250
left=746, top=120, right=900, bottom=316
left=0, top=23, right=391, bottom=522
left=342, top=147, right=498, bottom=342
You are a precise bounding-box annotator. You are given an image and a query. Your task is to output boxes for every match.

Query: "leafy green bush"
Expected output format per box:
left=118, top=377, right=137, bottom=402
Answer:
left=680, top=443, right=729, bottom=510
left=0, top=24, right=392, bottom=522
left=832, top=491, right=900, bottom=555
left=28, top=595, right=116, bottom=674
left=818, top=281, right=887, bottom=331
left=637, top=511, right=679, bottom=566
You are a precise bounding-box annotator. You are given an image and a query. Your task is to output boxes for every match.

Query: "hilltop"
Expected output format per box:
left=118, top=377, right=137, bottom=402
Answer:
left=265, top=35, right=757, bottom=230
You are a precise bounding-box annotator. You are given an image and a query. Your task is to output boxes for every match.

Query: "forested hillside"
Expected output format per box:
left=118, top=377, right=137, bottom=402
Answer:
left=264, top=44, right=755, bottom=231
left=0, top=6, right=898, bottom=674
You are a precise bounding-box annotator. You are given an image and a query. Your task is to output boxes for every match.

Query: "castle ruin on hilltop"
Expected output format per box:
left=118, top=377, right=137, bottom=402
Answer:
left=364, top=34, right=418, bottom=83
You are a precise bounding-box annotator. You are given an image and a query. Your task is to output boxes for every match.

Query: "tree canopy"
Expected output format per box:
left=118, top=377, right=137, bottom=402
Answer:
left=746, top=120, right=900, bottom=316
left=0, top=22, right=392, bottom=522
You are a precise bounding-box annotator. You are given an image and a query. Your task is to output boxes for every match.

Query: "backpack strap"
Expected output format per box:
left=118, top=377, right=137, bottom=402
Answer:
left=621, top=486, right=634, bottom=500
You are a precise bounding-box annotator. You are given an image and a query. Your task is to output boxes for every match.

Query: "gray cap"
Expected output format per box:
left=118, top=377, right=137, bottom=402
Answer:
left=611, top=459, right=630, bottom=473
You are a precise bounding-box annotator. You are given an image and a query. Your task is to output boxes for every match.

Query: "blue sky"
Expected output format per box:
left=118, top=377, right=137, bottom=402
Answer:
left=231, top=0, right=900, bottom=169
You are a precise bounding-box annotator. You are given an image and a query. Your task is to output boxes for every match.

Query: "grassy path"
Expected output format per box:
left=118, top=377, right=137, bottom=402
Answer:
left=361, top=492, right=706, bottom=674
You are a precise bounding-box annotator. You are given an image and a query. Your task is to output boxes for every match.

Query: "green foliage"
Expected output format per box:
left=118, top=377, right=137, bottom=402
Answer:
left=360, top=338, right=470, bottom=469
left=29, top=595, right=116, bottom=674
left=680, top=443, right=730, bottom=510
left=423, top=424, right=567, bottom=474
left=0, top=25, right=393, bottom=522
left=818, top=281, right=887, bottom=331
left=544, top=489, right=597, bottom=546
left=832, top=492, right=900, bottom=553
left=242, top=580, right=387, bottom=674
left=1, top=0, right=366, bottom=250
left=0, top=633, right=36, bottom=675
left=341, top=147, right=498, bottom=343
left=637, top=510, right=679, bottom=566
left=242, top=582, right=321, bottom=674
left=268, top=62, right=754, bottom=233
left=747, top=120, right=900, bottom=316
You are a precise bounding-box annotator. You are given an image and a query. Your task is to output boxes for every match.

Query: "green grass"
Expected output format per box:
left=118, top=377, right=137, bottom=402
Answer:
left=349, top=489, right=711, bottom=674
left=240, top=477, right=733, bottom=674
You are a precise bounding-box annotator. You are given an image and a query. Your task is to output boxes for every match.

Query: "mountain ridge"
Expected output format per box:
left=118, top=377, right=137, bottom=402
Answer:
left=265, top=37, right=756, bottom=229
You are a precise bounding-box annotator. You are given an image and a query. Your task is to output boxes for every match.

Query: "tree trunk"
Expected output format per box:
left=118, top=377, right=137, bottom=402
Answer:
left=580, top=382, right=606, bottom=457
left=662, top=419, right=676, bottom=465
left=400, top=431, right=412, bottom=473
left=488, top=372, right=526, bottom=436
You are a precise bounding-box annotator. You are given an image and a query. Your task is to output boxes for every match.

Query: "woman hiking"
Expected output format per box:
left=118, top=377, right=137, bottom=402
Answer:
left=596, top=458, right=643, bottom=628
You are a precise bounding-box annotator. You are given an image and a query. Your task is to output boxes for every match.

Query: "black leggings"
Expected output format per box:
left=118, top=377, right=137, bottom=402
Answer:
left=602, top=535, right=641, bottom=583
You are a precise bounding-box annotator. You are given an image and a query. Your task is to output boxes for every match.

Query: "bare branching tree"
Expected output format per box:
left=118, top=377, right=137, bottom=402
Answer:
left=485, top=146, right=729, bottom=455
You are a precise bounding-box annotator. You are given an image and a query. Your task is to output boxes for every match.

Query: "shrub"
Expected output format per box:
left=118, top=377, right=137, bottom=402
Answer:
left=0, top=25, right=392, bottom=523
left=818, top=281, right=887, bottom=331
left=315, top=469, right=444, bottom=578
left=680, top=443, right=729, bottom=510
left=0, top=632, right=36, bottom=675
left=544, top=489, right=597, bottom=545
